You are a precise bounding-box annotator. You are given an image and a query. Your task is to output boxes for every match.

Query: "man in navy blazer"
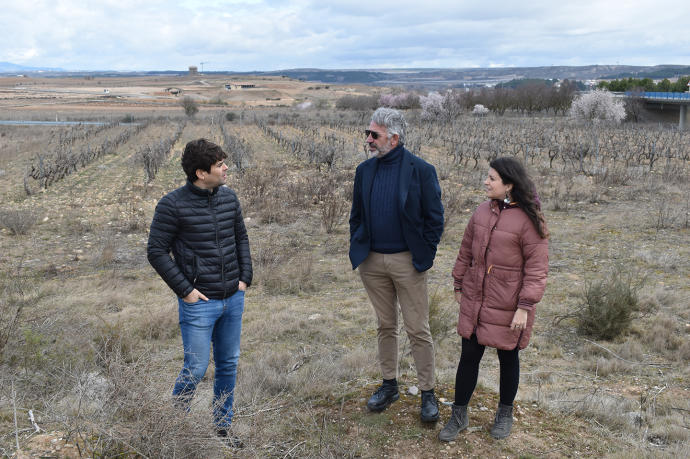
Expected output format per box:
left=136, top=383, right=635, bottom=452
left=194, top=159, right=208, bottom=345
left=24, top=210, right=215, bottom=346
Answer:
left=349, top=107, right=444, bottom=423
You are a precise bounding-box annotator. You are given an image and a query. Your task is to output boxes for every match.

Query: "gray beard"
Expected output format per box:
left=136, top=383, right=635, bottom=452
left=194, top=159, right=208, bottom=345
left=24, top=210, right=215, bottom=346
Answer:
left=369, top=142, right=393, bottom=158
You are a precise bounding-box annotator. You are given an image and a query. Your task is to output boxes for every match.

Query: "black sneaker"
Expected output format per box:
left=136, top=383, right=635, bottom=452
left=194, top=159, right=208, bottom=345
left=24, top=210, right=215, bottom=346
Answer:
left=216, top=428, right=244, bottom=448
left=420, top=389, right=439, bottom=422
left=366, top=383, right=400, bottom=412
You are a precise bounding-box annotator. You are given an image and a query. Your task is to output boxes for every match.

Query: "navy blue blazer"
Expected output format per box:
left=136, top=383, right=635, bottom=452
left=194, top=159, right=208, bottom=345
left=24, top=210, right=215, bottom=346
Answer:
left=349, top=146, right=444, bottom=272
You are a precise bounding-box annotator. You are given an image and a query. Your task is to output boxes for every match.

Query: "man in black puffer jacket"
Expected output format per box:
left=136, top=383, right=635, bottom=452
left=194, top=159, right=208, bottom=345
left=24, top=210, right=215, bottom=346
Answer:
left=147, top=139, right=252, bottom=445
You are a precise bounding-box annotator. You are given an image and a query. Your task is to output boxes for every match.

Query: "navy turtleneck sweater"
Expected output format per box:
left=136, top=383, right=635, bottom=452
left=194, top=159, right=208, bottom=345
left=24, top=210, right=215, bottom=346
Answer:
left=370, top=145, right=408, bottom=254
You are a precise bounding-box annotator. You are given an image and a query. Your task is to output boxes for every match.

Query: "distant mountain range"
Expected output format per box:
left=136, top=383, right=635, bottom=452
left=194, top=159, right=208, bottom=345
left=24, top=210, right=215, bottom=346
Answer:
left=0, top=61, right=64, bottom=73
left=1, top=62, right=688, bottom=88
left=248, top=65, right=690, bottom=88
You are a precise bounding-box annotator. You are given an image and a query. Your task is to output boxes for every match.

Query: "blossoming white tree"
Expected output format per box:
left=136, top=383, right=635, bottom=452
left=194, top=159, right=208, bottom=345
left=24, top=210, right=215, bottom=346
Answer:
left=569, top=89, right=625, bottom=124
left=472, top=104, right=489, bottom=116
left=420, top=91, right=445, bottom=121
left=569, top=89, right=626, bottom=172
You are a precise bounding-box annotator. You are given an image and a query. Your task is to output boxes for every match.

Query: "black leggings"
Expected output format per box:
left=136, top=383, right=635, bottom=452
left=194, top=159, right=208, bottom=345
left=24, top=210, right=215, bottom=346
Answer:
left=454, top=334, right=520, bottom=406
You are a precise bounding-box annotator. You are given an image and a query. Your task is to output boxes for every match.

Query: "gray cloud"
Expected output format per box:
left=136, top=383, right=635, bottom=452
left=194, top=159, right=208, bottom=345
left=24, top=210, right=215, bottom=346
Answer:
left=1, top=0, right=688, bottom=71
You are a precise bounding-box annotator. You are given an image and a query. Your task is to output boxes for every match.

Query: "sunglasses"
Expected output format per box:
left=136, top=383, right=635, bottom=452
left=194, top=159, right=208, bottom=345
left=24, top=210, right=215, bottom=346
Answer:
left=364, top=129, right=381, bottom=140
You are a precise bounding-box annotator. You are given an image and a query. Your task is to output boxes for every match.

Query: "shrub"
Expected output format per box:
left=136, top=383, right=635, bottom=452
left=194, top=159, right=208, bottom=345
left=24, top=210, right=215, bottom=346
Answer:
left=335, top=94, right=379, bottom=111
left=427, top=287, right=456, bottom=344
left=678, top=340, right=690, bottom=361
left=320, top=191, right=349, bottom=234
left=94, top=320, right=139, bottom=367
left=314, top=98, right=330, bottom=109
left=225, top=112, right=237, bottom=122
left=236, top=166, right=285, bottom=212
left=441, top=182, right=466, bottom=230
left=576, top=267, right=653, bottom=340
left=207, top=94, right=226, bottom=105
left=251, top=233, right=294, bottom=270
left=316, top=172, right=350, bottom=233
left=134, top=307, right=179, bottom=341
left=584, top=356, right=632, bottom=376
left=118, top=201, right=148, bottom=233
left=59, top=346, right=224, bottom=458
left=180, top=96, right=199, bottom=118
left=261, top=254, right=317, bottom=295
left=0, top=208, right=38, bottom=235
left=643, top=316, right=683, bottom=357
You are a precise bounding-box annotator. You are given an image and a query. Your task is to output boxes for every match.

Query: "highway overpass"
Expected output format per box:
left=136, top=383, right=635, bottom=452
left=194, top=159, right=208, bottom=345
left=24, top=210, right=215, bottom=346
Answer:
left=625, top=91, right=690, bottom=130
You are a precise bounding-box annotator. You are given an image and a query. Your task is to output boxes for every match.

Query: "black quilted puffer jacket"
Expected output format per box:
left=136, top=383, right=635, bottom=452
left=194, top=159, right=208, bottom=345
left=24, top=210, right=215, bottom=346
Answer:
left=147, top=181, right=252, bottom=299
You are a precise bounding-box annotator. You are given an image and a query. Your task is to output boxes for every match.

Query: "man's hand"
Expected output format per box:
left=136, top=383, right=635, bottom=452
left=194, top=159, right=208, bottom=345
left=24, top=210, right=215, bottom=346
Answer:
left=238, top=281, right=247, bottom=292
left=182, top=288, right=209, bottom=303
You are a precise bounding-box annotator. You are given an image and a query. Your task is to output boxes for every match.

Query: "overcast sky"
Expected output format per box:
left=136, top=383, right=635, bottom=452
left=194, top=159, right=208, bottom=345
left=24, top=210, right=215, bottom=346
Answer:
left=2, top=0, right=689, bottom=71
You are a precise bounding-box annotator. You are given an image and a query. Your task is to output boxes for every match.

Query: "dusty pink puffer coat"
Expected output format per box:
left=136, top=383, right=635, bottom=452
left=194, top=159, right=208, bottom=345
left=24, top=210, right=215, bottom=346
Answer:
left=452, top=200, right=548, bottom=350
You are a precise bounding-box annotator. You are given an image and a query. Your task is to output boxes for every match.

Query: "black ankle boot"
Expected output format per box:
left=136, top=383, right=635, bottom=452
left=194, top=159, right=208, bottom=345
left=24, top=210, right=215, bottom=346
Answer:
left=367, top=382, right=400, bottom=412
left=420, top=389, right=439, bottom=422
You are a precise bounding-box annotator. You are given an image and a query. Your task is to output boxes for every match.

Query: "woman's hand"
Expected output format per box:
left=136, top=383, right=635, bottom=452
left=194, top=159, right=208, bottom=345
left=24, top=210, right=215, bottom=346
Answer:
left=454, top=291, right=462, bottom=304
left=510, top=308, right=528, bottom=331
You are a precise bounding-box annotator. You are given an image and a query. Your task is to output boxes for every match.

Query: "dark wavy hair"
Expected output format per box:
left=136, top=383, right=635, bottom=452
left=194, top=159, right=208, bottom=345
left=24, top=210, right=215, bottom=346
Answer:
left=489, top=157, right=549, bottom=239
left=181, top=139, right=227, bottom=182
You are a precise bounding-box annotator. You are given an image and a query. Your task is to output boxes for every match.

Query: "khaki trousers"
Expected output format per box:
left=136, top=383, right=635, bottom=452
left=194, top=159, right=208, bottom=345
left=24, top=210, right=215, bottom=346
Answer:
left=358, top=251, right=435, bottom=390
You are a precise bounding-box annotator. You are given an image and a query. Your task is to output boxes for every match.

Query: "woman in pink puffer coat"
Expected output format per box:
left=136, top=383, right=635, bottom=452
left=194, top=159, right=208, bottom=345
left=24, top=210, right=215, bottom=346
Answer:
left=439, top=157, right=549, bottom=442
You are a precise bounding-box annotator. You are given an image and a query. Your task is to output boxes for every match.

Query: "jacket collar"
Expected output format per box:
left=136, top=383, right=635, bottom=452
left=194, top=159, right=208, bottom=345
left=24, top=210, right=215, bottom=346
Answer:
left=490, top=199, right=518, bottom=213
left=185, top=180, right=219, bottom=197
left=377, top=144, right=404, bottom=164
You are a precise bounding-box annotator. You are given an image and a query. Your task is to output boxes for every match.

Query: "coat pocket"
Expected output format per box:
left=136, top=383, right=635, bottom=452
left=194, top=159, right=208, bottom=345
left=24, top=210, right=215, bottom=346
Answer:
left=484, top=265, right=522, bottom=310
left=180, top=249, right=200, bottom=286
left=351, top=225, right=366, bottom=243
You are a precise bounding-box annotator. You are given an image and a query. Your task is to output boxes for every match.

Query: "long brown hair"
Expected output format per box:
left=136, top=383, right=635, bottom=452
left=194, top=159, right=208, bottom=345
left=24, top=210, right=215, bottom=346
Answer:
left=490, top=157, right=549, bottom=239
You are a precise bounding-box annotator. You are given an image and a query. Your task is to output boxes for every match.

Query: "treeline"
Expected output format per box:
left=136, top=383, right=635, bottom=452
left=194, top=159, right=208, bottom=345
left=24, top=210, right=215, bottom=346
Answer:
left=336, top=80, right=579, bottom=116
left=449, top=80, right=579, bottom=115
left=598, top=76, right=690, bottom=92
left=496, top=78, right=587, bottom=91
left=418, top=81, right=578, bottom=118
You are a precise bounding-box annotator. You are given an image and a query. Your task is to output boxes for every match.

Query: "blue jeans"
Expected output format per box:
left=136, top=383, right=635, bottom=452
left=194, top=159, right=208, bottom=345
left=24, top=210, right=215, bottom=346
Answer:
left=173, top=290, right=244, bottom=428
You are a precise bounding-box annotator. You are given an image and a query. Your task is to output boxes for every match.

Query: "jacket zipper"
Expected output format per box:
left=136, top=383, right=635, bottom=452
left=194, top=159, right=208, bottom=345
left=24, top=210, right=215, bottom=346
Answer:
left=476, top=206, right=503, bottom=333
left=209, top=194, right=226, bottom=298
